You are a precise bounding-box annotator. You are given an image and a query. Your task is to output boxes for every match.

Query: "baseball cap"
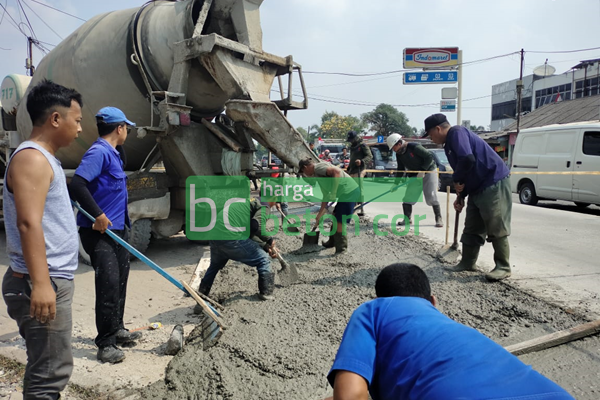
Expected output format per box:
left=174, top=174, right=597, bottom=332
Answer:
left=96, top=107, right=136, bottom=126
left=423, top=113, right=448, bottom=137
left=298, top=158, right=313, bottom=173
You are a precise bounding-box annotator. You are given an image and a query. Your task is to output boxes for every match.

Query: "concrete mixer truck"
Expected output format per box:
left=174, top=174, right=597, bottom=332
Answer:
left=1, top=0, right=315, bottom=254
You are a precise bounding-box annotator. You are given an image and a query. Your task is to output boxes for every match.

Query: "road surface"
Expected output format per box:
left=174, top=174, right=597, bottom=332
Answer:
left=362, top=191, right=600, bottom=318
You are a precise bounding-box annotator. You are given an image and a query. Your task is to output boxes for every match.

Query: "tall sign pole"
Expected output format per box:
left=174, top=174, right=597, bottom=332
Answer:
left=511, top=48, right=525, bottom=167
left=457, top=50, right=463, bottom=126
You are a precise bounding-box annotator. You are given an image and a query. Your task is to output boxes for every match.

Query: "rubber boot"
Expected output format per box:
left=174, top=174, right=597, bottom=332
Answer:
left=322, top=233, right=335, bottom=248
left=450, top=244, right=480, bottom=272
left=193, top=281, right=213, bottom=314
left=334, top=232, right=348, bottom=255
left=433, top=205, right=443, bottom=228
left=485, top=237, right=511, bottom=282
left=397, top=204, right=413, bottom=226
left=257, top=273, right=276, bottom=301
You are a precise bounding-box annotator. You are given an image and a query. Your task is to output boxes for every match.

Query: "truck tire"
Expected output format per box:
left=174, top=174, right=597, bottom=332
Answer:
left=519, top=182, right=538, bottom=206
left=574, top=202, right=590, bottom=208
left=129, top=218, right=152, bottom=256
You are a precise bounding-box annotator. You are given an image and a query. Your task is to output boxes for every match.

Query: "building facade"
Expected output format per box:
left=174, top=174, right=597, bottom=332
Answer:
left=490, top=58, right=600, bottom=131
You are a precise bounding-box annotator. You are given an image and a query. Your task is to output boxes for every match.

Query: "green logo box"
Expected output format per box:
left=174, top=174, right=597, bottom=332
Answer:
left=260, top=177, right=423, bottom=203
left=186, top=176, right=251, bottom=241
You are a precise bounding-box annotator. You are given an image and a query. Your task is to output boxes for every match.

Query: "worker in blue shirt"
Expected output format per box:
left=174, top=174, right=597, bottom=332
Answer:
left=69, top=107, right=141, bottom=364
left=424, top=113, right=512, bottom=281
left=326, top=263, right=575, bottom=400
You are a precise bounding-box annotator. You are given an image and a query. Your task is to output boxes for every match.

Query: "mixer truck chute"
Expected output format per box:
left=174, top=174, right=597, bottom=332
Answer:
left=3, top=0, right=316, bottom=254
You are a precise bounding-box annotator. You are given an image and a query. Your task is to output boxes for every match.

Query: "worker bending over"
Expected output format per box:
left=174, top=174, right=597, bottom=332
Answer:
left=326, top=263, right=575, bottom=400
left=424, top=113, right=512, bottom=281
left=387, top=133, right=443, bottom=228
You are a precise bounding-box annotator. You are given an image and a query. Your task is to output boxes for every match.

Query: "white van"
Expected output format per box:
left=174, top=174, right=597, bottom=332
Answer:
left=511, top=121, right=600, bottom=207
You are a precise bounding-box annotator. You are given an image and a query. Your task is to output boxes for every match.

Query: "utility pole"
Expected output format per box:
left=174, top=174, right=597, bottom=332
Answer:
left=457, top=50, right=463, bottom=126
left=26, top=37, right=35, bottom=76
left=512, top=48, right=525, bottom=167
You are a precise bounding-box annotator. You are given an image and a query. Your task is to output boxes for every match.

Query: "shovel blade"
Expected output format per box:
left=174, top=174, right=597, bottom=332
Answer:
left=436, top=244, right=460, bottom=264
left=302, top=231, right=320, bottom=246
left=277, top=258, right=299, bottom=287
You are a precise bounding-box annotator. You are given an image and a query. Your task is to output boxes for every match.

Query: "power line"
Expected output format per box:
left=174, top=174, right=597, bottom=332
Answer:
left=527, top=46, right=600, bottom=54
left=303, top=51, right=520, bottom=76
left=0, top=1, right=27, bottom=37
left=0, top=0, right=7, bottom=26
left=22, top=0, right=63, bottom=40
left=29, top=0, right=86, bottom=22
left=16, top=0, right=37, bottom=38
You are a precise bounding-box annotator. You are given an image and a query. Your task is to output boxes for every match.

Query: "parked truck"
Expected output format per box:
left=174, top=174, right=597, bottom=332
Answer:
left=1, top=0, right=314, bottom=253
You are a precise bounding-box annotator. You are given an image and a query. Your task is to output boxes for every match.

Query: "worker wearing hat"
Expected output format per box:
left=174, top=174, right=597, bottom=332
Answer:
left=386, top=133, right=443, bottom=228
left=346, top=130, right=373, bottom=216
left=298, top=158, right=359, bottom=254
left=423, top=113, right=512, bottom=282
left=70, top=106, right=141, bottom=364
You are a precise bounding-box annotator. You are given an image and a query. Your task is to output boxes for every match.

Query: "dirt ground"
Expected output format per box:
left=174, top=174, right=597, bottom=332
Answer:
left=1, top=212, right=599, bottom=399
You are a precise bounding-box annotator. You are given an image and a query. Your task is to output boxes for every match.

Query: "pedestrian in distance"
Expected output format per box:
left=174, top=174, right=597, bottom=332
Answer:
left=298, top=157, right=360, bottom=254
left=423, top=113, right=512, bottom=281
left=69, top=107, right=141, bottom=364
left=325, top=263, right=575, bottom=400
left=2, top=79, right=82, bottom=399
left=346, top=130, right=373, bottom=217
left=386, top=133, right=444, bottom=228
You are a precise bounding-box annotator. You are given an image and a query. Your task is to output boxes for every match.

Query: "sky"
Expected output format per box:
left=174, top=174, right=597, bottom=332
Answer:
left=1, top=0, right=600, bottom=133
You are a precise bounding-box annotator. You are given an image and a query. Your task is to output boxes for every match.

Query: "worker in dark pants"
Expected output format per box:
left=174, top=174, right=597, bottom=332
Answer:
left=194, top=197, right=277, bottom=310
left=346, top=131, right=372, bottom=216
left=299, top=158, right=359, bottom=254
left=386, top=133, right=443, bottom=228
left=69, top=107, right=141, bottom=364
left=424, top=113, right=512, bottom=281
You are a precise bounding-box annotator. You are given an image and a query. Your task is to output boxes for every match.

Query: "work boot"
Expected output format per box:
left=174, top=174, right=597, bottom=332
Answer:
left=322, top=233, right=335, bottom=248
left=115, top=329, right=142, bottom=344
left=397, top=204, right=413, bottom=226
left=450, top=244, right=480, bottom=272
left=486, top=237, right=511, bottom=282
left=97, top=345, right=125, bottom=364
left=433, top=205, right=443, bottom=228
left=257, top=273, right=275, bottom=301
left=334, top=232, right=348, bottom=255
left=193, top=281, right=213, bottom=314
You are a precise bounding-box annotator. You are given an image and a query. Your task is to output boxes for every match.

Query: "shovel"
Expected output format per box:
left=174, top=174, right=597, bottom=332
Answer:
left=276, top=204, right=300, bottom=233
left=437, top=191, right=462, bottom=263
left=302, top=207, right=327, bottom=246
left=272, top=248, right=299, bottom=286
left=72, top=201, right=225, bottom=349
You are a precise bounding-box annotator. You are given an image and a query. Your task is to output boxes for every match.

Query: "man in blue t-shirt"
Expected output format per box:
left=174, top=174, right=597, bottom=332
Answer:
left=326, top=263, right=575, bottom=400
left=69, top=107, right=141, bottom=364
left=424, top=114, right=512, bottom=281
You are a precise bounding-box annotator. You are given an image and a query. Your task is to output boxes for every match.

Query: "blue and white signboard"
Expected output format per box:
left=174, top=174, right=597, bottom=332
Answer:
left=377, top=136, right=384, bottom=143
left=403, top=71, right=458, bottom=85
left=440, top=100, right=457, bottom=112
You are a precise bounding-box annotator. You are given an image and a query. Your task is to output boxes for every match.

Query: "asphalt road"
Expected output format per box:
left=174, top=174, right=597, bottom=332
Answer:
left=361, top=191, right=600, bottom=318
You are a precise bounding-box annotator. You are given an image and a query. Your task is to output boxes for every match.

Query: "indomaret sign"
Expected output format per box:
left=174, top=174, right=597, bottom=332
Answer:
left=403, top=47, right=459, bottom=68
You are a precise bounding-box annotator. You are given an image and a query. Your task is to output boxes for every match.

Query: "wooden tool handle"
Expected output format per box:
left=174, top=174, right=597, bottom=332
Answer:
left=445, top=186, right=450, bottom=245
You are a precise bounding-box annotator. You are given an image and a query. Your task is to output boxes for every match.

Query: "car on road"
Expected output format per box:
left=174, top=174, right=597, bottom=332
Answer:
left=428, top=148, right=454, bottom=191
left=261, top=154, right=282, bottom=167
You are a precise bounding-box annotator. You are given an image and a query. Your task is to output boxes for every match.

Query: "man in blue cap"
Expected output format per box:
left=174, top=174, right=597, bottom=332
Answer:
left=69, top=106, right=141, bottom=363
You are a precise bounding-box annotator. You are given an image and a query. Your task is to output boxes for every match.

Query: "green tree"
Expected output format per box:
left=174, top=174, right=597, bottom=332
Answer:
left=296, top=127, right=308, bottom=139
left=469, top=124, right=486, bottom=132
left=361, top=104, right=413, bottom=138
left=319, top=113, right=366, bottom=140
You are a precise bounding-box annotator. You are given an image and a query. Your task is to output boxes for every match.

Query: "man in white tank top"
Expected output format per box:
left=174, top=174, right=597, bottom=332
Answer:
left=2, top=79, right=82, bottom=399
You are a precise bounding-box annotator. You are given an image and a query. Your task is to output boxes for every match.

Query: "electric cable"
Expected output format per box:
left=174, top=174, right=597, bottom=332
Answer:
left=22, top=0, right=63, bottom=40
left=29, top=0, right=85, bottom=21
left=527, top=46, right=600, bottom=54
left=16, top=0, right=36, bottom=38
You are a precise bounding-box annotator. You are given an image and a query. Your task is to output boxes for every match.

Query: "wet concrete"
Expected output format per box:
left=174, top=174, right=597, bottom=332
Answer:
left=139, top=218, right=593, bottom=400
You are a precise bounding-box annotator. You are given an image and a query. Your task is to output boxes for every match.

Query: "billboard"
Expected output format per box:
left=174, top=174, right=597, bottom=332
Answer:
left=403, top=47, right=459, bottom=68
